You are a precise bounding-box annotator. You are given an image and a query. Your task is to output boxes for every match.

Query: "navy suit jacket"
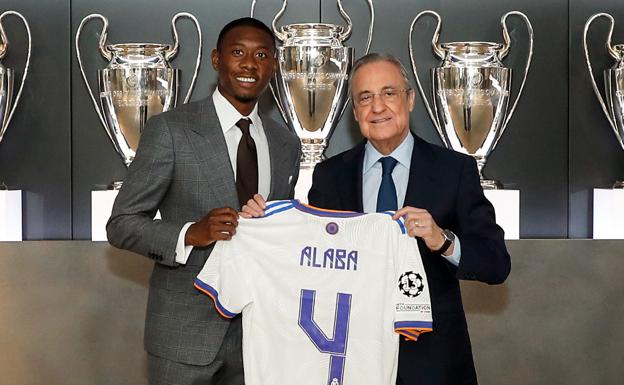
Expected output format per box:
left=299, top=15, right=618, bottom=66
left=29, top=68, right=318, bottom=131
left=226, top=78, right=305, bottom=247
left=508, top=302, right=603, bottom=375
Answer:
left=308, top=132, right=510, bottom=385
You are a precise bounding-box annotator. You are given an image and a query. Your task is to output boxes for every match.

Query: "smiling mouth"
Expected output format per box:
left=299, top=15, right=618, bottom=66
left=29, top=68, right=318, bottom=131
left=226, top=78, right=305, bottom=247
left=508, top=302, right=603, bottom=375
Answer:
left=371, top=117, right=391, bottom=124
left=236, top=76, right=257, bottom=84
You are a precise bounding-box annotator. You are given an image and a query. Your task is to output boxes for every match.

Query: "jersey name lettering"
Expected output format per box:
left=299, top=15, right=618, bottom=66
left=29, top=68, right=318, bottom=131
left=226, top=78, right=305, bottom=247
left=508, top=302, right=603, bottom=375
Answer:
left=300, top=246, right=358, bottom=271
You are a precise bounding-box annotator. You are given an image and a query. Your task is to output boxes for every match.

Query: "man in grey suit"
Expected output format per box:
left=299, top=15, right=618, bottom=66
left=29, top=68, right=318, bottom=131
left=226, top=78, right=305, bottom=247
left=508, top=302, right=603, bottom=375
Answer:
left=106, top=17, right=300, bottom=385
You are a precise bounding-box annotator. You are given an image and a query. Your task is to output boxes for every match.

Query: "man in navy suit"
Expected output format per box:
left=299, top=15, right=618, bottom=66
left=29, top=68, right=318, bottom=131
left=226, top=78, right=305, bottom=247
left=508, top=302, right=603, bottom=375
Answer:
left=243, top=52, right=510, bottom=385
left=306, top=53, right=510, bottom=385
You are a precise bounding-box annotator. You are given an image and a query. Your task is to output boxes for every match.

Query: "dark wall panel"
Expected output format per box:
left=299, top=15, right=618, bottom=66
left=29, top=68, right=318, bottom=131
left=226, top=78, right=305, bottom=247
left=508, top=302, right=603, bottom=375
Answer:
left=0, top=0, right=71, bottom=239
left=322, top=0, right=569, bottom=238
left=0, top=0, right=620, bottom=238
left=569, top=0, right=624, bottom=238
left=70, top=0, right=317, bottom=239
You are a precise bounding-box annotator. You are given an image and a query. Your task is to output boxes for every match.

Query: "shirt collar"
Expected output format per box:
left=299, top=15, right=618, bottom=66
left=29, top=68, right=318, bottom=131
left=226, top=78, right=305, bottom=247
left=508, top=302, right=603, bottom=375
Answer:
left=212, top=87, right=260, bottom=133
left=363, top=132, right=414, bottom=174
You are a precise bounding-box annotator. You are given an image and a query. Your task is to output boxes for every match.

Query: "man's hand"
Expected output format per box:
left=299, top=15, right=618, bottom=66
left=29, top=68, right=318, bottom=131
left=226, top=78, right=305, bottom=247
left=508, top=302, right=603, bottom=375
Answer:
left=393, top=206, right=452, bottom=254
left=239, top=194, right=267, bottom=218
left=185, top=207, right=239, bottom=247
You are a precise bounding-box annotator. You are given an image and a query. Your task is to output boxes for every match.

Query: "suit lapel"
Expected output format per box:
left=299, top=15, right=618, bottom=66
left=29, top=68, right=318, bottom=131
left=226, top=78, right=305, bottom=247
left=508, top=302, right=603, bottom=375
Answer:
left=342, top=142, right=366, bottom=212
left=188, top=98, right=239, bottom=208
left=404, top=133, right=437, bottom=209
left=262, top=113, right=292, bottom=200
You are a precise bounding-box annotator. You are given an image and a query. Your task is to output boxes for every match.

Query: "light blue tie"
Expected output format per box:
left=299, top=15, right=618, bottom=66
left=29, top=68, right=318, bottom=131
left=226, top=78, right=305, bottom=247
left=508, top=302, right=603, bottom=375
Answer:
left=376, top=157, right=398, bottom=212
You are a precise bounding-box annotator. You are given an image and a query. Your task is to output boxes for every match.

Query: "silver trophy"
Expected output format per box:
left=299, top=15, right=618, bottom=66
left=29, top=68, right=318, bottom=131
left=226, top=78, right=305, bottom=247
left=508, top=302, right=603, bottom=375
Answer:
left=410, top=11, right=533, bottom=189
left=0, top=11, right=31, bottom=147
left=583, top=13, right=624, bottom=189
left=251, top=0, right=374, bottom=170
left=76, top=13, right=202, bottom=187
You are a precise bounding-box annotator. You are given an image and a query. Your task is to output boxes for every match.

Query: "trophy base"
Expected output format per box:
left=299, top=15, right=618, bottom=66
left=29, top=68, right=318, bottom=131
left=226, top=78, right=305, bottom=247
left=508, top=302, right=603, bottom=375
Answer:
left=482, top=189, right=520, bottom=239
left=91, top=190, right=119, bottom=241
left=480, top=179, right=503, bottom=190
left=593, top=188, right=624, bottom=239
left=0, top=189, right=23, bottom=241
left=613, top=181, right=624, bottom=189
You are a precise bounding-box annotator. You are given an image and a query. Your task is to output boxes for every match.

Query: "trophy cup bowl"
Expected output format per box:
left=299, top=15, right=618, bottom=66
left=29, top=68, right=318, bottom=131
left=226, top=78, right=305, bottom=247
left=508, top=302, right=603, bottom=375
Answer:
left=253, top=0, right=373, bottom=166
left=251, top=0, right=374, bottom=200
left=0, top=11, right=31, bottom=146
left=433, top=42, right=512, bottom=189
left=584, top=13, right=624, bottom=188
left=76, top=13, right=202, bottom=188
left=98, top=44, right=178, bottom=168
left=275, top=23, right=353, bottom=168
left=410, top=11, right=533, bottom=189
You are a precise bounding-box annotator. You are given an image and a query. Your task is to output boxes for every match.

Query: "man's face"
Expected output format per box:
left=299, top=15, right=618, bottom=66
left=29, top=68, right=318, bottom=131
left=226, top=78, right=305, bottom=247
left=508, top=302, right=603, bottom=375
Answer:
left=212, top=25, right=276, bottom=112
left=351, top=61, right=415, bottom=154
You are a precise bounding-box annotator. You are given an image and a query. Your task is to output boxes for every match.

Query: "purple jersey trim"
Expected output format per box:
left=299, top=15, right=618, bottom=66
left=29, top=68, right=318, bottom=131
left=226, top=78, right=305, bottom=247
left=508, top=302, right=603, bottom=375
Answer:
left=293, top=200, right=366, bottom=218
left=394, top=321, right=433, bottom=330
left=194, top=279, right=238, bottom=318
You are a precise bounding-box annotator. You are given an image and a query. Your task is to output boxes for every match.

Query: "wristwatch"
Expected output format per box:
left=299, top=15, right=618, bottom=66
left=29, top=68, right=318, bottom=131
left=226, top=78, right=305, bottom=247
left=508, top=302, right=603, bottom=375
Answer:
left=434, top=229, right=455, bottom=254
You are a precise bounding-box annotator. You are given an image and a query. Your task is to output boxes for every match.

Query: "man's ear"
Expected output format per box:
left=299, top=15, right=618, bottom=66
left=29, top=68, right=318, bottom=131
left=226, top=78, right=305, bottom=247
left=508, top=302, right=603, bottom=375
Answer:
left=211, top=48, right=220, bottom=71
left=408, top=89, right=416, bottom=112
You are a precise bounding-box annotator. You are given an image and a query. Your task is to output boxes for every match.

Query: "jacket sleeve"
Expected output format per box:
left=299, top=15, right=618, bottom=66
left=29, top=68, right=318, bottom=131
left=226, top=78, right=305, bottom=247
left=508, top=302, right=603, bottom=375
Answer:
left=453, top=156, right=511, bottom=285
left=106, top=115, right=182, bottom=266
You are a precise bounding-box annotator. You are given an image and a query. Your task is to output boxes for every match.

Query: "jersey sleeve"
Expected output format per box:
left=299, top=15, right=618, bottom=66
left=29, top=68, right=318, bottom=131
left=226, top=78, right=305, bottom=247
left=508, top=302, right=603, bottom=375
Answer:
left=392, top=227, right=433, bottom=341
left=194, top=239, right=251, bottom=319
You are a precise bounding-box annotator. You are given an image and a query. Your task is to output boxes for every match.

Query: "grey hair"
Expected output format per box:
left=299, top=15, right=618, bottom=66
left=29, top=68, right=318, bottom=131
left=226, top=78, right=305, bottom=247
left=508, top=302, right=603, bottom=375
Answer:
left=348, top=53, right=413, bottom=94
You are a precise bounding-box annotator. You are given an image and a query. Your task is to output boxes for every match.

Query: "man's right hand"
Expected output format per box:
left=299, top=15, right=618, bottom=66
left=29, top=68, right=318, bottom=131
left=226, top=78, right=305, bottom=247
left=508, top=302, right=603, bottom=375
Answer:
left=184, top=207, right=239, bottom=247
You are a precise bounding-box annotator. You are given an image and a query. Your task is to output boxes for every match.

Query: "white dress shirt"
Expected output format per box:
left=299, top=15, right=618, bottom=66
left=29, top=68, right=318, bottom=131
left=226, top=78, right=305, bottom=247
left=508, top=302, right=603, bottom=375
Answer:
left=175, top=88, right=272, bottom=264
left=362, top=134, right=462, bottom=266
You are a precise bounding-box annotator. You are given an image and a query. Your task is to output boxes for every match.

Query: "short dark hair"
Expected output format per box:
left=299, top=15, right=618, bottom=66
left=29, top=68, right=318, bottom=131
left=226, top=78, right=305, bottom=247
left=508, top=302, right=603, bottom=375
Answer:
left=216, top=17, right=275, bottom=52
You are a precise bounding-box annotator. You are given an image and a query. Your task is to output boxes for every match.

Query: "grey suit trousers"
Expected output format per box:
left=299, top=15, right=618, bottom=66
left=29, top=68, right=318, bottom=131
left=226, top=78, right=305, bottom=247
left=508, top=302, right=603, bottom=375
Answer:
left=148, top=316, right=244, bottom=385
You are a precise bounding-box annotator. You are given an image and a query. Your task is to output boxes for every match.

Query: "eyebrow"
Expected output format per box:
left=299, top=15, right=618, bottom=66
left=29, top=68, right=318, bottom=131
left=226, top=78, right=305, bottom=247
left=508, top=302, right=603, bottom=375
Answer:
left=229, top=42, right=272, bottom=50
left=356, top=86, right=400, bottom=95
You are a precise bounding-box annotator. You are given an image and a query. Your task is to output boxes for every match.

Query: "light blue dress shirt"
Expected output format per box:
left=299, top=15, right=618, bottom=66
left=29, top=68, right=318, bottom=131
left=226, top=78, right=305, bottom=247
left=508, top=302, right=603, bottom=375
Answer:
left=362, top=134, right=461, bottom=266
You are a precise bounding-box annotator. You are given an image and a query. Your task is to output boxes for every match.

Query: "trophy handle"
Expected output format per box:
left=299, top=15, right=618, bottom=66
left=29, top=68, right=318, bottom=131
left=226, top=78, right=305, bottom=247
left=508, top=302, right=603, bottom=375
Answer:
left=362, top=0, right=375, bottom=54
left=167, top=12, right=203, bottom=104
left=337, top=0, right=375, bottom=120
left=497, top=11, right=534, bottom=146
left=271, top=0, right=288, bottom=42
left=583, top=13, right=622, bottom=141
left=75, top=14, right=113, bottom=141
left=250, top=0, right=258, bottom=18
left=249, top=0, right=289, bottom=122
left=409, top=10, right=444, bottom=137
left=335, top=0, right=353, bottom=42
left=0, top=11, right=32, bottom=134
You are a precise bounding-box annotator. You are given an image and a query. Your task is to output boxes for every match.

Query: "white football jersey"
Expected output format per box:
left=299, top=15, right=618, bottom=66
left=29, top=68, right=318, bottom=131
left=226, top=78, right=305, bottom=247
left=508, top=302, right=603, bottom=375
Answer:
left=195, top=200, right=432, bottom=385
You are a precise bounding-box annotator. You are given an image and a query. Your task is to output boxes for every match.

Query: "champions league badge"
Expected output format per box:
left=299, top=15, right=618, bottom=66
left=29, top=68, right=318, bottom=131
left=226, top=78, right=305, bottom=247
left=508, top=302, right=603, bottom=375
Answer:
left=326, top=222, right=339, bottom=235
left=398, top=271, right=425, bottom=298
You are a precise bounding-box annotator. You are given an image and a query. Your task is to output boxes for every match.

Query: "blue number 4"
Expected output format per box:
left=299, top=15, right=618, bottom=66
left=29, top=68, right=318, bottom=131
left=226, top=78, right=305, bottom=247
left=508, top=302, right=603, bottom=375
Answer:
left=298, top=289, right=352, bottom=385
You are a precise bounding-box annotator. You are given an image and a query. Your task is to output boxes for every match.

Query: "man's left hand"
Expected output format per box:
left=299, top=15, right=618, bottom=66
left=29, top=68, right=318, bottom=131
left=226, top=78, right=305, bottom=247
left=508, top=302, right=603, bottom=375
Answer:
left=393, top=206, right=451, bottom=254
left=239, top=194, right=267, bottom=218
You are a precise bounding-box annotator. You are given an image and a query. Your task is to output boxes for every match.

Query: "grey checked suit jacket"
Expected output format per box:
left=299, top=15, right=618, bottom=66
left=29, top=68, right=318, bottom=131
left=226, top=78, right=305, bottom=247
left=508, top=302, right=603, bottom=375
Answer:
left=106, top=97, right=301, bottom=365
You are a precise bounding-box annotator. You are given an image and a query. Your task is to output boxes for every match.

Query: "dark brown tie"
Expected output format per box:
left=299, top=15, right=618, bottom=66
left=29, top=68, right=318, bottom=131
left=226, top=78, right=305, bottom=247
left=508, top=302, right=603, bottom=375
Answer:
left=235, top=118, right=258, bottom=207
